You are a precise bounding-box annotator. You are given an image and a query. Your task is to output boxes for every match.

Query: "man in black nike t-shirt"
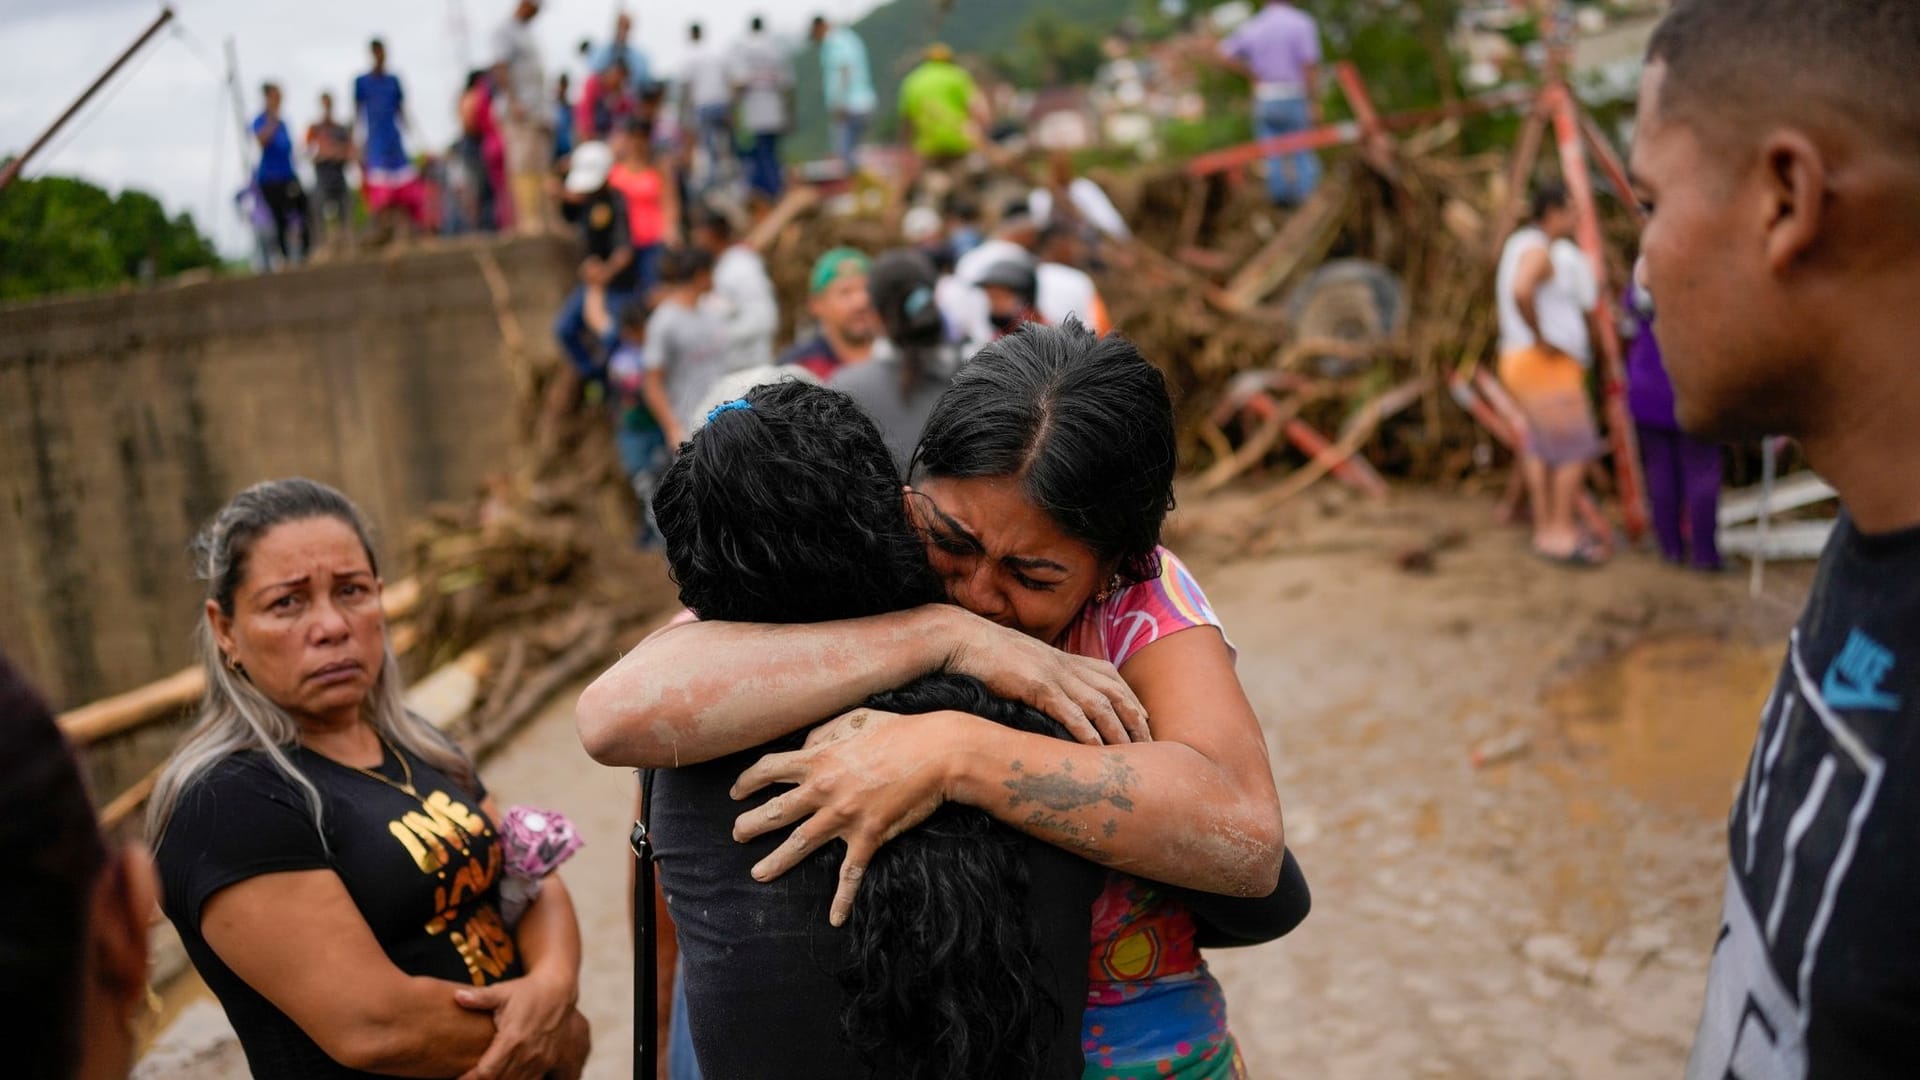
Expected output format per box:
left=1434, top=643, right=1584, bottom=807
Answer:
left=1629, top=3, right=1920, bottom=1076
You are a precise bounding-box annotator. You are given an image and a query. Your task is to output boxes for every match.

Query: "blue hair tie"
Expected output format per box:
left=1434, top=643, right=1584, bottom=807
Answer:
left=706, top=399, right=751, bottom=424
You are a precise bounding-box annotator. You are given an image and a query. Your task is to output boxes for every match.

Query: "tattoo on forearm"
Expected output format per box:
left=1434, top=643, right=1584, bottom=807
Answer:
left=1022, top=810, right=1105, bottom=858
left=1005, top=753, right=1137, bottom=814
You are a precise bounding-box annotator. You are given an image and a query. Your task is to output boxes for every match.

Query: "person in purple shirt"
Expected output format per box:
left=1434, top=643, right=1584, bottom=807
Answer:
left=1216, top=0, right=1324, bottom=207
left=1624, top=279, right=1723, bottom=570
left=251, top=82, right=310, bottom=265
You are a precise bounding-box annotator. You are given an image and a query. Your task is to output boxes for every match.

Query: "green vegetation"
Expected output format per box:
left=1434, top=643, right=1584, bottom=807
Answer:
left=986, top=10, right=1108, bottom=89
left=782, top=0, right=1485, bottom=166
left=0, top=175, right=221, bottom=302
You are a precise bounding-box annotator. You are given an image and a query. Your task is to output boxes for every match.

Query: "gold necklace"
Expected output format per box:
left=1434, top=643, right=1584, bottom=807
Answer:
left=349, top=732, right=421, bottom=800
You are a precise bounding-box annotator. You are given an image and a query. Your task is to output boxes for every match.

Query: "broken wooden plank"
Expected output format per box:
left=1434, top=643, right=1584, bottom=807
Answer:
left=1720, top=520, right=1836, bottom=561
left=1197, top=393, right=1309, bottom=494
left=1286, top=418, right=1389, bottom=499
left=1212, top=184, right=1347, bottom=314
left=1718, top=472, right=1837, bottom=528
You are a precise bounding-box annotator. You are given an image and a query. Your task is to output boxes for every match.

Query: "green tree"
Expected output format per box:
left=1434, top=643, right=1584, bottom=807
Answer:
left=0, top=175, right=221, bottom=302
left=997, top=10, right=1108, bottom=88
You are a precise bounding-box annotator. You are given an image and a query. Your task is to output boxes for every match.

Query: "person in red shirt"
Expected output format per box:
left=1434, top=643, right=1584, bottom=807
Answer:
left=576, top=58, right=637, bottom=145
left=304, top=91, right=354, bottom=249
left=607, top=117, right=679, bottom=296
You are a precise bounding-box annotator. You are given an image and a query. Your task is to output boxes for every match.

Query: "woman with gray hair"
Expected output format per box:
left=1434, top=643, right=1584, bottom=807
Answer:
left=148, top=478, right=588, bottom=1079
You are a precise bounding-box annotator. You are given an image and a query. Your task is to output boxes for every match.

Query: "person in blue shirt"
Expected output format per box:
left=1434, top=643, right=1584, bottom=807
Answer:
left=353, top=39, right=423, bottom=235
left=588, top=11, right=652, bottom=91
left=810, top=15, right=876, bottom=175
left=553, top=72, right=576, bottom=162
left=252, top=82, right=310, bottom=266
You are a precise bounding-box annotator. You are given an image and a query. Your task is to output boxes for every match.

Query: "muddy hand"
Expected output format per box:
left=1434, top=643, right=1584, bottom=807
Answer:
left=731, top=711, right=958, bottom=926
left=941, top=608, right=1149, bottom=745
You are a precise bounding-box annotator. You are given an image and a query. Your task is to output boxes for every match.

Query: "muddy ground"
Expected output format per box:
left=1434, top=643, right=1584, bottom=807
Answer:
left=138, top=487, right=1807, bottom=1080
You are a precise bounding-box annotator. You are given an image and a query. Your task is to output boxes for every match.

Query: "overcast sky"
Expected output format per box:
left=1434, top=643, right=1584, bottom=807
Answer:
left=0, top=0, right=880, bottom=255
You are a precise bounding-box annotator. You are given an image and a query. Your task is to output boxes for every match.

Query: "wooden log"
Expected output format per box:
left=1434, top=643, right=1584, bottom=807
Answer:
left=1254, top=376, right=1432, bottom=510
left=1285, top=419, right=1391, bottom=500
left=466, top=614, right=616, bottom=755
left=98, top=765, right=160, bottom=831
left=1197, top=392, right=1308, bottom=494
left=1213, top=184, right=1347, bottom=315
left=407, top=648, right=496, bottom=732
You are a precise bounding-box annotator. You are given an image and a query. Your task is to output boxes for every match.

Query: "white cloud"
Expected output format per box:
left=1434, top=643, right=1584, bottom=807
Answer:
left=1, top=0, right=879, bottom=256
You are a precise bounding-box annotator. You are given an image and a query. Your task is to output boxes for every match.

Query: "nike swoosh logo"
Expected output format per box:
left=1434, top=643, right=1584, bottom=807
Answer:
left=1822, top=667, right=1901, bottom=713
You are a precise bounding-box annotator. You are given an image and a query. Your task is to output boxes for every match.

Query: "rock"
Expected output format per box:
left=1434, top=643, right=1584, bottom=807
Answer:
left=131, top=1001, right=247, bottom=1080
left=1523, top=932, right=1593, bottom=984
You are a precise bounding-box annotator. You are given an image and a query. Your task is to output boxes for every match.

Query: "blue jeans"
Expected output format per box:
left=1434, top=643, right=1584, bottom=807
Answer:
left=552, top=285, right=635, bottom=386
left=745, top=131, right=784, bottom=199
left=614, top=424, right=669, bottom=547
left=695, top=104, right=732, bottom=190
left=670, top=961, right=702, bottom=1080
left=833, top=111, right=869, bottom=173
left=1254, top=95, right=1322, bottom=206
left=633, top=243, right=664, bottom=297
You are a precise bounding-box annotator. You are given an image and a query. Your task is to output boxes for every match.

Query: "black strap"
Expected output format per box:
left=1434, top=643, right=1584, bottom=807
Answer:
left=631, top=768, right=658, bottom=1080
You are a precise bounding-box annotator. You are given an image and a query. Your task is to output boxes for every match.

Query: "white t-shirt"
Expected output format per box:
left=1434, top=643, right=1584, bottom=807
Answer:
left=728, top=30, right=793, bottom=134
left=1036, top=262, right=1104, bottom=331
left=492, top=17, right=544, bottom=110
left=951, top=238, right=1108, bottom=340
left=1030, top=178, right=1132, bottom=242
left=1496, top=226, right=1593, bottom=363
left=683, top=41, right=733, bottom=109
left=706, top=245, right=778, bottom=371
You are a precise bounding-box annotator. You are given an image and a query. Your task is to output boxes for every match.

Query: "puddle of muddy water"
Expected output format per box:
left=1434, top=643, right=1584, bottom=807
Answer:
left=1543, top=634, right=1783, bottom=819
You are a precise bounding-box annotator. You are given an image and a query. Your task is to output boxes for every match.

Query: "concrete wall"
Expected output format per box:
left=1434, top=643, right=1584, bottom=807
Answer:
left=0, top=236, right=575, bottom=709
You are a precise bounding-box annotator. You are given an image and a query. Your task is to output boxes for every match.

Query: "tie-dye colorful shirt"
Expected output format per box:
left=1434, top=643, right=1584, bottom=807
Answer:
left=1058, top=547, right=1247, bottom=1080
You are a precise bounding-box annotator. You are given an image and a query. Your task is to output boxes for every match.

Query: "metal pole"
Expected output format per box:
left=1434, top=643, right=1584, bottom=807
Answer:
left=0, top=7, right=175, bottom=193
left=1751, top=437, right=1777, bottom=599
left=223, top=37, right=258, bottom=176
left=1549, top=82, right=1650, bottom=541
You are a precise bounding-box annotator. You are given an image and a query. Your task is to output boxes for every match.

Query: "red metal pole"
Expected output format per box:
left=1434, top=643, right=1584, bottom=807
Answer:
left=1185, top=84, right=1533, bottom=178
left=1548, top=82, right=1649, bottom=540
left=1574, top=103, right=1644, bottom=228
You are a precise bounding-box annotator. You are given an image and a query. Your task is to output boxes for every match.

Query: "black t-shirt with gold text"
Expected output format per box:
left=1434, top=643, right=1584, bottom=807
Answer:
left=157, top=741, right=521, bottom=1079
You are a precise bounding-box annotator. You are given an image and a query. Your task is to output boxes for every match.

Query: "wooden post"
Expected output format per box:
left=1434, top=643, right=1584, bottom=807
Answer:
left=0, top=7, right=175, bottom=192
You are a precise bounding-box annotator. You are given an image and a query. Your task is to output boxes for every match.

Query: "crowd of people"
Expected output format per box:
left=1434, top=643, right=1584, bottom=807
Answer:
left=241, top=4, right=884, bottom=268
left=556, top=152, right=1139, bottom=553
left=14, top=2, right=1920, bottom=1080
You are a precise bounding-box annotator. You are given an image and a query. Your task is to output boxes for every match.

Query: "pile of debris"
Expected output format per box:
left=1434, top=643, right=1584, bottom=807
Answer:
left=1101, top=138, right=1515, bottom=501
left=393, top=250, right=677, bottom=752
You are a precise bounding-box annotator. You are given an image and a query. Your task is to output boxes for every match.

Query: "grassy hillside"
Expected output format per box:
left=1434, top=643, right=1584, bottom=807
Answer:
left=788, top=0, right=1139, bottom=158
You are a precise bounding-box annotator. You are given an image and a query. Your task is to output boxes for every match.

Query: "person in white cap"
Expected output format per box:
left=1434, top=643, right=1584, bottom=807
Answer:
left=553, top=141, right=640, bottom=392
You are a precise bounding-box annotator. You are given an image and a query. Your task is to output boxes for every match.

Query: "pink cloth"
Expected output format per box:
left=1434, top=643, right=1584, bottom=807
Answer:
left=496, top=805, right=584, bottom=926
left=1058, top=545, right=1231, bottom=667
left=1058, top=547, right=1243, bottom=1074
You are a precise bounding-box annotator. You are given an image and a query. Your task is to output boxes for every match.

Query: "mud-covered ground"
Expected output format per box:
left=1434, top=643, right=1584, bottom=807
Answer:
left=140, top=488, right=1807, bottom=1080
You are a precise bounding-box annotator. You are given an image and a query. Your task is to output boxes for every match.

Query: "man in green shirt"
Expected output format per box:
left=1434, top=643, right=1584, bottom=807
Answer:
left=898, top=44, right=985, bottom=165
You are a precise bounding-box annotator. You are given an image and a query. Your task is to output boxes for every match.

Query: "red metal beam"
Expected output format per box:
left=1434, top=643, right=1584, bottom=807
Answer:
left=1185, top=84, right=1534, bottom=178
left=1574, top=103, right=1644, bottom=228
left=1548, top=83, right=1649, bottom=540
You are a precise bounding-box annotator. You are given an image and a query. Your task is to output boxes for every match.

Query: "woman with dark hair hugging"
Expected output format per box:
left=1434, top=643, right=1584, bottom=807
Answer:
left=648, top=380, right=1104, bottom=1078
left=586, top=323, right=1305, bottom=1078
